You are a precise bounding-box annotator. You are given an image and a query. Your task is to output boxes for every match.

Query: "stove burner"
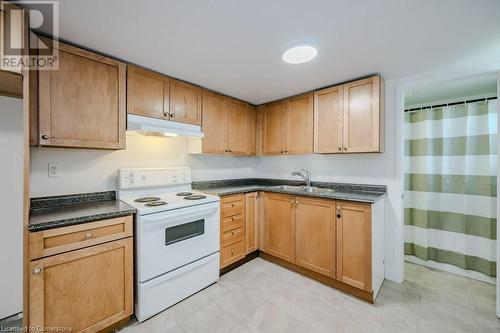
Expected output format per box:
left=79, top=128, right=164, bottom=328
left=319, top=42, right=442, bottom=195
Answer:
left=134, top=196, right=161, bottom=203
left=184, top=194, right=207, bottom=200
left=144, top=201, right=167, bottom=207
left=176, top=192, right=193, bottom=197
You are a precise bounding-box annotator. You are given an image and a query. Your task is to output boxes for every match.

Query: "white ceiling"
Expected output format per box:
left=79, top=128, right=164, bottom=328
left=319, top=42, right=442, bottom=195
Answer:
left=36, top=0, right=500, bottom=104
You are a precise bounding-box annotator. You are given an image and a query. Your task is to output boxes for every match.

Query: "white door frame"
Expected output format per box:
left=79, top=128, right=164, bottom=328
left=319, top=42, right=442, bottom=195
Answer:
left=392, top=64, right=500, bottom=316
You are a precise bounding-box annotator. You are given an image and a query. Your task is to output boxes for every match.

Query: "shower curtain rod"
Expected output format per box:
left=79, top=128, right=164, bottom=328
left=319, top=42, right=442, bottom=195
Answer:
left=404, top=96, right=497, bottom=113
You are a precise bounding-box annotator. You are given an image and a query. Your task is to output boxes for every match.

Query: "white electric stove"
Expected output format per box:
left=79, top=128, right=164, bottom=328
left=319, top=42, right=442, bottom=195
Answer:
left=117, top=167, right=220, bottom=322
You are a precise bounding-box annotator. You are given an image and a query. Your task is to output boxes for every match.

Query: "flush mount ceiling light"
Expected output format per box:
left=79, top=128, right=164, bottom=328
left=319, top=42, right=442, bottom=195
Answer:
left=282, top=45, right=317, bottom=64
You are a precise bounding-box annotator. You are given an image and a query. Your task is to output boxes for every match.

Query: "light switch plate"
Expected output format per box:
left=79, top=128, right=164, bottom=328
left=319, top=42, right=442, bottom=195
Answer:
left=48, top=163, right=61, bottom=177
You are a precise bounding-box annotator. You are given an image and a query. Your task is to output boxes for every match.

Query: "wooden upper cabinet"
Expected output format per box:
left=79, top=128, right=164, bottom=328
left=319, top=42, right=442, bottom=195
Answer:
left=262, top=100, right=286, bottom=155
left=314, top=85, right=343, bottom=153
left=336, top=202, right=372, bottom=292
left=343, top=76, right=382, bottom=153
left=247, top=105, right=256, bottom=156
left=202, top=90, right=228, bottom=154
left=0, top=2, right=25, bottom=74
left=169, top=78, right=202, bottom=125
left=261, top=94, right=313, bottom=155
left=286, top=93, right=313, bottom=154
left=226, top=98, right=249, bottom=155
left=263, top=193, right=295, bottom=263
left=38, top=41, right=126, bottom=149
left=295, top=197, right=335, bottom=277
left=127, top=65, right=169, bottom=119
left=314, top=75, right=383, bottom=153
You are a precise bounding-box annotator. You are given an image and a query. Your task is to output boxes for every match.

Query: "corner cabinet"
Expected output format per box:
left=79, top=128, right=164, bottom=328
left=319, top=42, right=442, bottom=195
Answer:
left=262, top=193, right=296, bottom=263
left=35, top=41, right=126, bottom=149
left=262, top=93, right=314, bottom=155
left=314, top=75, right=384, bottom=153
left=28, top=216, right=134, bottom=332
left=190, top=89, right=255, bottom=156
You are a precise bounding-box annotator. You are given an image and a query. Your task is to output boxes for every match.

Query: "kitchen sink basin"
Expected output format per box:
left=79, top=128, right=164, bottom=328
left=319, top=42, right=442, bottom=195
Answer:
left=270, top=185, right=337, bottom=194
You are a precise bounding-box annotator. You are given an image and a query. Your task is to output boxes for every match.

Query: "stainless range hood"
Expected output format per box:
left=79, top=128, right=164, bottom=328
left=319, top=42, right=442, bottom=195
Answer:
left=127, top=114, right=204, bottom=138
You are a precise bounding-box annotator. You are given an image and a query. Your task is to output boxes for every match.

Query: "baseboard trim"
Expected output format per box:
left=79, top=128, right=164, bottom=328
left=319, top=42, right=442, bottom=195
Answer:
left=259, top=252, right=374, bottom=303
left=220, top=250, right=259, bottom=276
left=385, top=264, right=404, bottom=283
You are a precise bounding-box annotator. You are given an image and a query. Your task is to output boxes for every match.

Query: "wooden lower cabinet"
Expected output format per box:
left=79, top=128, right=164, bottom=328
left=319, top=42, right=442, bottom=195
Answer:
left=262, top=193, right=295, bottom=263
left=28, top=216, right=134, bottom=332
left=245, top=192, right=258, bottom=254
left=336, top=202, right=372, bottom=292
left=220, top=194, right=246, bottom=268
left=29, top=238, right=133, bottom=332
left=295, top=197, right=335, bottom=277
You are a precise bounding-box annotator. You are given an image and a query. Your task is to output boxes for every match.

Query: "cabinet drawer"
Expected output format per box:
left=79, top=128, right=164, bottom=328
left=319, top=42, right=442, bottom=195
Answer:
left=221, top=213, right=244, bottom=232
left=221, top=195, right=245, bottom=217
left=29, top=216, right=133, bottom=260
left=221, top=226, right=245, bottom=244
left=220, top=236, right=245, bottom=268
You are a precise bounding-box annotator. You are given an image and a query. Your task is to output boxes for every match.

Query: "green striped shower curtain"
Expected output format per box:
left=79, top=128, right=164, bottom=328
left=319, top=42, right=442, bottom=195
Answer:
left=404, top=100, right=497, bottom=280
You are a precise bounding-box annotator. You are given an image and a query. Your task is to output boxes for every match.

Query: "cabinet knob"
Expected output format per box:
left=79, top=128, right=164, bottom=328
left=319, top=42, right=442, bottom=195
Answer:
left=170, top=113, right=175, bottom=118
left=85, top=232, right=93, bottom=239
left=285, top=150, right=288, bottom=153
left=33, top=267, right=41, bottom=275
left=231, top=249, right=236, bottom=255
left=336, top=214, right=341, bottom=219
left=41, top=135, right=49, bottom=140
left=280, top=149, right=284, bottom=153
left=231, top=230, right=236, bottom=235
left=338, top=147, right=342, bottom=151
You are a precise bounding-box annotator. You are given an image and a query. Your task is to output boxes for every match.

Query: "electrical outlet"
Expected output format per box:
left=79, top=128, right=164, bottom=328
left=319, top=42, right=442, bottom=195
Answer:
left=48, top=163, right=61, bottom=177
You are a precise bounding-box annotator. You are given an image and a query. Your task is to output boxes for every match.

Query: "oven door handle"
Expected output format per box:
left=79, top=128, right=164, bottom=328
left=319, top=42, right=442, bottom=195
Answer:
left=141, top=202, right=219, bottom=226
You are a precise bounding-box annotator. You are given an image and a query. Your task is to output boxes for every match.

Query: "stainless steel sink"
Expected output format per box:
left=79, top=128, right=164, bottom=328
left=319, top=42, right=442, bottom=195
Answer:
left=272, top=185, right=303, bottom=191
left=300, top=186, right=337, bottom=193
left=270, top=185, right=337, bottom=194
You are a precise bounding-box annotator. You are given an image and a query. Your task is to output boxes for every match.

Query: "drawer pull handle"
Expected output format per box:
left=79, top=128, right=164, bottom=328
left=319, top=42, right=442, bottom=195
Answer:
left=231, top=203, right=235, bottom=207
left=232, top=230, right=236, bottom=235
left=85, top=232, right=93, bottom=239
left=231, top=249, right=236, bottom=255
left=33, top=267, right=41, bottom=275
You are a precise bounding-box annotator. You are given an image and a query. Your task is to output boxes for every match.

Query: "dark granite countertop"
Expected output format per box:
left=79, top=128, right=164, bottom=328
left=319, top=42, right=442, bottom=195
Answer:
left=193, top=178, right=386, bottom=204
left=29, top=191, right=136, bottom=232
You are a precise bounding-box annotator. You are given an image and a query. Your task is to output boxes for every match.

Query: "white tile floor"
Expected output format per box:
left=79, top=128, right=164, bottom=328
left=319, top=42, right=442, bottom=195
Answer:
left=120, top=258, right=500, bottom=333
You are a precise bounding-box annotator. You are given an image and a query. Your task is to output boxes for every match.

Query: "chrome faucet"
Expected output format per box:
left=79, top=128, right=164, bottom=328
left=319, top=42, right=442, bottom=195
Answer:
left=292, top=169, right=311, bottom=188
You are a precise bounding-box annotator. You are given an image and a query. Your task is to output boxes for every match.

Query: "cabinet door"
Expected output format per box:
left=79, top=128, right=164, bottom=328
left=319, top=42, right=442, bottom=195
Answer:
left=247, top=105, right=256, bottom=156
left=169, top=79, right=202, bottom=125
left=336, top=202, right=372, bottom=291
left=263, top=193, right=295, bottom=263
left=245, top=192, right=258, bottom=254
left=262, top=100, right=286, bottom=155
left=38, top=42, right=126, bottom=149
left=201, top=90, right=228, bottom=154
left=29, top=238, right=133, bottom=332
left=314, top=85, right=343, bottom=153
left=227, top=98, right=249, bottom=155
left=295, top=197, right=335, bottom=277
left=127, top=65, right=169, bottom=119
left=343, top=76, right=381, bottom=153
left=0, top=2, right=25, bottom=74
left=286, top=93, right=313, bottom=154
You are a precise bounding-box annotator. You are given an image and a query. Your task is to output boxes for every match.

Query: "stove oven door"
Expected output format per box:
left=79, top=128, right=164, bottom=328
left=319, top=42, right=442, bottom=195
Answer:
left=136, top=201, right=220, bottom=283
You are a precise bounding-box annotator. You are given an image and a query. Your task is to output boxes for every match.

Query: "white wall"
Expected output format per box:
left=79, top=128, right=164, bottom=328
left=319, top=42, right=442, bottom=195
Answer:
left=0, top=96, right=23, bottom=319
left=30, top=135, right=256, bottom=197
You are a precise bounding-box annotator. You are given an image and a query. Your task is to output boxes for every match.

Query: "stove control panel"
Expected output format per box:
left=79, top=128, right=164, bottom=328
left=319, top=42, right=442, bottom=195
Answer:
left=118, top=167, right=191, bottom=189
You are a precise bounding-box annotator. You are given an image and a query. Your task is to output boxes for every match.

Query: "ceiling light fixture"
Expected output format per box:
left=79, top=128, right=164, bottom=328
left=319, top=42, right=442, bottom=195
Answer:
left=282, top=45, right=317, bottom=64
